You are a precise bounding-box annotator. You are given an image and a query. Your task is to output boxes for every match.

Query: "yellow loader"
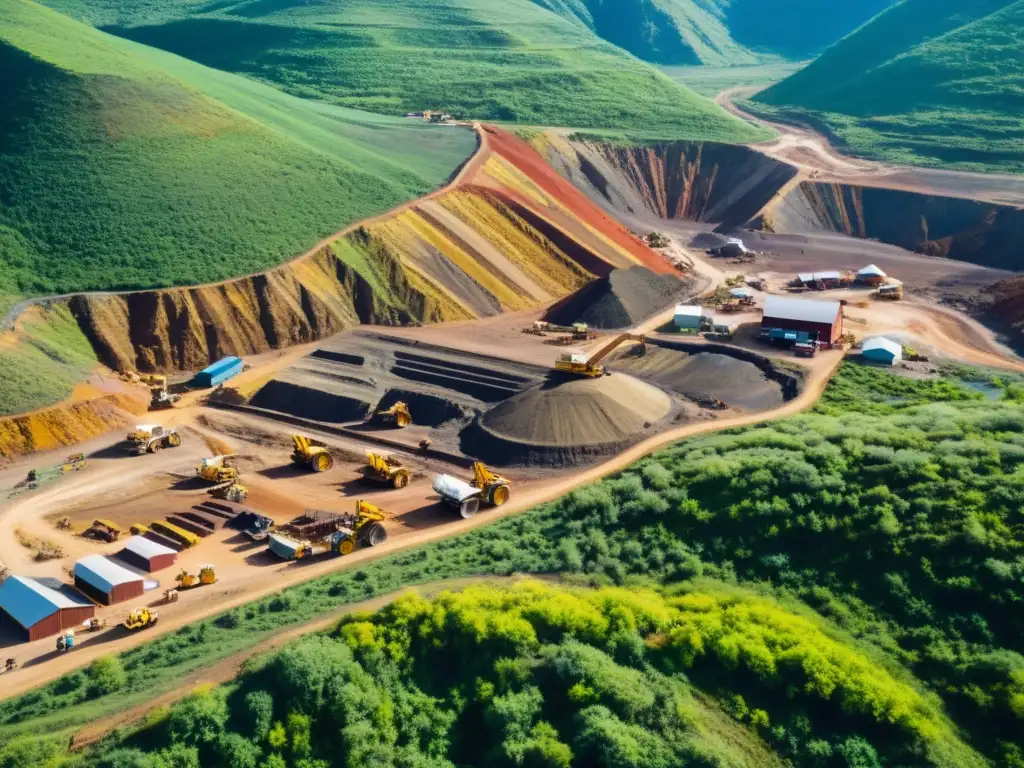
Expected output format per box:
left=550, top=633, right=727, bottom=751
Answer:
left=291, top=436, right=334, bottom=472
left=362, top=452, right=411, bottom=489
left=124, top=607, right=159, bottom=632
left=372, top=401, right=412, bottom=428
left=175, top=565, right=216, bottom=589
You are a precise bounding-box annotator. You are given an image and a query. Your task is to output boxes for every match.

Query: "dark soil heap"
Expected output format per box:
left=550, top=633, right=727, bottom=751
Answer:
left=544, top=267, right=687, bottom=329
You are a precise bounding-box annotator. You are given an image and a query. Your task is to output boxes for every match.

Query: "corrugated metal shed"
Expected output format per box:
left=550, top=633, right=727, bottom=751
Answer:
left=117, top=536, right=178, bottom=572
left=799, top=271, right=842, bottom=283
left=0, top=575, right=94, bottom=640
left=862, top=337, right=903, bottom=365
left=858, top=264, right=887, bottom=277
left=193, top=357, right=244, bottom=388
left=74, top=555, right=145, bottom=605
left=763, top=296, right=841, bottom=324
left=674, top=304, right=703, bottom=329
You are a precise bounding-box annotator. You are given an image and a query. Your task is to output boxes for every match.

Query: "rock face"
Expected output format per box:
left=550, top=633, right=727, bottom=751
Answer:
left=542, top=136, right=798, bottom=228
left=756, top=182, right=1024, bottom=269
left=51, top=126, right=669, bottom=375
left=0, top=394, right=144, bottom=459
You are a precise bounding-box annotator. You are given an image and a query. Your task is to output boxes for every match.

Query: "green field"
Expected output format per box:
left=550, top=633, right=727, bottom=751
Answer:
left=38, top=0, right=765, bottom=145
left=4, top=362, right=1024, bottom=766
left=756, top=0, right=1024, bottom=173
left=0, top=0, right=475, bottom=300
left=661, top=62, right=803, bottom=98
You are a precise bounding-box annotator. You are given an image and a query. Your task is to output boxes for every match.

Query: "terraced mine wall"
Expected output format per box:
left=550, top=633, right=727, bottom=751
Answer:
left=0, top=394, right=145, bottom=459
left=755, top=182, right=1024, bottom=270
left=543, top=136, right=798, bottom=228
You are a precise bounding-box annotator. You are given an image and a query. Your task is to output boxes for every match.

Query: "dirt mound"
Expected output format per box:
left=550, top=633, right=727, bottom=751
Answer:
left=375, top=390, right=473, bottom=428
left=249, top=380, right=372, bottom=424
left=545, top=267, right=687, bottom=329
left=606, top=345, right=784, bottom=411
left=462, top=373, right=672, bottom=466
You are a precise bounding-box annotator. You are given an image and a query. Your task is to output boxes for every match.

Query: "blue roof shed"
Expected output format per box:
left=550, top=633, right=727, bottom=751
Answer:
left=193, top=357, right=244, bottom=388
left=0, top=575, right=95, bottom=640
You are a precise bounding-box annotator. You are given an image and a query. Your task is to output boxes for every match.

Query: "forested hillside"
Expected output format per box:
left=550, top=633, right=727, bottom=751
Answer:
left=0, top=0, right=474, bottom=300
left=4, top=363, right=1024, bottom=766
left=757, top=0, right=1024, bottom=172
left=37, top=0, right=762, bottom=141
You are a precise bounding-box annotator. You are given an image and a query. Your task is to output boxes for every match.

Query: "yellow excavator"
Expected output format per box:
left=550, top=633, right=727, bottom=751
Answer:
left=291, top=435, right=334, bottom=472
left=372, top=401, right=412, bottom=428
left=175, top=565, right=216, bottom=589
left=362, top=452, right=411, bottom=489
left=554, top=334, right=646, bottom=378
left=124, top=607, right=159, bottom=632
left=332, top=500, right=389, bottom=555
left=195, top=455, right=239, bottom=484
left=471, top=462, right=511, bottom=506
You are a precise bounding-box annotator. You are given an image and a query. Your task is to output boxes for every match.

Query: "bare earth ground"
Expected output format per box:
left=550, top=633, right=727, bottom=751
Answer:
left=717, top=88, right=1024, bottom=207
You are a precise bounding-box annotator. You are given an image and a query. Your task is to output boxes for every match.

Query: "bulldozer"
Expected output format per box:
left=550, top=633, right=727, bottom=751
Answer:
left=291, top=435, right=334, bottom=473
left=124, top=607, right=159, bottom=632
left=362, top=452, right=410, bottom=489
left=195, top=455, right=239, bottom=485
left=554, top=334, right=646, bottom=378
left=433, top=462, right=511, bottom=518
left=331, top=500, right=388, bottom=555
left=175, top=565, right=216, bottom=589
left=211, top=482, right=248, bottom=503
left=126, top=425, right=182, bottom=455
left=371, top=401, right=412, bottom=428
left=149, top=387, right=181, bottom=411
left=83, top=519, right=121, bottom=543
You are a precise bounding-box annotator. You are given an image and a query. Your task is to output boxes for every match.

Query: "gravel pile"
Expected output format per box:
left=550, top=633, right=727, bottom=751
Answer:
left=545, top=266, right=687, bottom=329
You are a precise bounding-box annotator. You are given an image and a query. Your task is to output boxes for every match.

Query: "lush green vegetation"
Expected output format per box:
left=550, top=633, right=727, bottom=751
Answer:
left=661, top=62, right=802, bottom=98
left=757, top=0, right=1024, bottom=173
left=0, top=0, right=474, bottom=299
left=3, top=362, right=1024, bottom=766
left=38, top=0, right=765, bottom=144
left=0, top=306, right=99, bottom=415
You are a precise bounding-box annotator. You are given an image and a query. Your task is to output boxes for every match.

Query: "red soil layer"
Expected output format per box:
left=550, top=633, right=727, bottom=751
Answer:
left=481, top=127, right=675, bottom=275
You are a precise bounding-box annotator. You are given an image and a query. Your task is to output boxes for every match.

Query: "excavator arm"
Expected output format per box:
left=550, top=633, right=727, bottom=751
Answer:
left=586, top=333, right=646, bottom=367
left=356, top=500, right=387, bottom=522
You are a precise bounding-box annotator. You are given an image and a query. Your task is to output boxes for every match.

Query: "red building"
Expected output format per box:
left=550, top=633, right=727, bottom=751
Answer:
left=0, top=575, right=95, bottom=641
left=116, top=536, right=178, bottom=573
left=74, top=555, right=145, bottom=605
left=762, top=295, right=843, bottom=345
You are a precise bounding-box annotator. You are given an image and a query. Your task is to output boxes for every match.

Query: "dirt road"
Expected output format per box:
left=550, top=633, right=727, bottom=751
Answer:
left=717, top=88, right=1024, bottom=207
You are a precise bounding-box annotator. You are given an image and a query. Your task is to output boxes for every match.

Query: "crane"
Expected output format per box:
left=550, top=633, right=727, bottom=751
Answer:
left=553, top=334, right=646, bottom=378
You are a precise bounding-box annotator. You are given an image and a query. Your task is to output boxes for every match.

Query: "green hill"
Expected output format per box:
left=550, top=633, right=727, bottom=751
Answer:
left=38, top=0, right=766, bottom=141
left=756, top=0, right=1024, bottom=172
left=0, top=0, right=475, bottom=301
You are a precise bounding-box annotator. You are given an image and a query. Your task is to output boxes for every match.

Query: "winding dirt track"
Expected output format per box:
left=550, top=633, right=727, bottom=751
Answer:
left=717, top=87, right=1024, bottom=207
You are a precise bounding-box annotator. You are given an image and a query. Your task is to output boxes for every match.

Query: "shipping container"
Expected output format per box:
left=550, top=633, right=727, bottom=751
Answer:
left=192, top=357, right=244, bottom=389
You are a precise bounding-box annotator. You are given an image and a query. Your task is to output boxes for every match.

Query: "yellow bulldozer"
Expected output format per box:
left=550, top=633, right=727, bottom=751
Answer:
left=331, top=500, right=389, bottom=555
left=372, top=401, right=412, bottom=428
left=124, top=607, right=159, bottom=632
left=554, top=334, right=645, bottom=378
left=84, top=518, right=121, bottom=543
left=291, top=435, right=334, bottom=473
left=175, top=565, right=216, bottom=589
left=362, top=452, right=410, bottom=489
left=211, top=482, right=248, bottom=503
left=195, top=455, right=239, bottom=484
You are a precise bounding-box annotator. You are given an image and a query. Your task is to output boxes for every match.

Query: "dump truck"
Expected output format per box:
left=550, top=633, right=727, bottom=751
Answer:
left=291, top=435, right=334, bottom=473
left=83, top=519, right=121, bottom=543
left=362, top=452, right=410, bottom=489
left=175, top=565, right=216, bottom=589
left=877, top=283, right=903, bottom=300
left=554, top=334, right=646, bottom=378
left=124, top=607, right=159, bottom=632
left=532, top=321, right=592, bottom=340
left=149, top=388, right=181, bottom=411
left=126, top=425, right=182, bottom=455
left=195, top=455, right=239, bottom=485
left=433, top=462, right=511, bottom=518
left=372, top=401, right=412, bottom=428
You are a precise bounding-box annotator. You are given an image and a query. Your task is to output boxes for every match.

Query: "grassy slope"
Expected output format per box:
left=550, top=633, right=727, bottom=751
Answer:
left=2, top=364, right=1023, bottom=766
left=0, top=0, right=474, bottom=299
left=757, top=0, right=1024, bottom=172
left=39, top=0, right=765, bottom=143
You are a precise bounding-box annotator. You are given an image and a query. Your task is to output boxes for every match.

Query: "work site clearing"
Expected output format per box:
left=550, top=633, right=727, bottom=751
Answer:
left=3, top=121, right=1024, bottom=711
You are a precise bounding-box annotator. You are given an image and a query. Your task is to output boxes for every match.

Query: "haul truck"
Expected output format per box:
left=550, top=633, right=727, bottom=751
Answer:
left=433, top=462, right=511, bottom=518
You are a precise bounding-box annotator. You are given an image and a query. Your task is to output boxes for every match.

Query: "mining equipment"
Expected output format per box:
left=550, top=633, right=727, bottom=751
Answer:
left=554, top=334, right=646, bottom=378
left=83, top=519, right=121, bottom=543
left=372, top=401, right=412, bottom=428
left=149, top=387, right=181, bottom=411
left=533, top=321, right=592, bottom=340
left=433, top=462, right=511, bottom=518
left=130, top=523, right=150, bottom=536
left=175, top=565, right=216, bottom=589
left=124, top=607, right=159, bottom=632
left=363, top=452, right=411, bottom=489
left=195, top=455, right=239, bottom=485
left=332, top=500, right=388, bottom=555
left=877, top=283, right=903, bottom=300
left=56, top=630, right=75, bottom=652
left=126, top=425, right=182, bottom=454
left=2, top=658, right=16, bottom=674
left=212, top=482, right=248, bottom=503
left=244, top=514, right=275, bottom=541
left=267, top=502, right=388, bottom=559
left=82, top=618, right=107, bottom=632
left=291, top=435, right=334, bottom=472
left=10, top=453, right=88, bottom=496
left=164, top=589, right=179, bottom=603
